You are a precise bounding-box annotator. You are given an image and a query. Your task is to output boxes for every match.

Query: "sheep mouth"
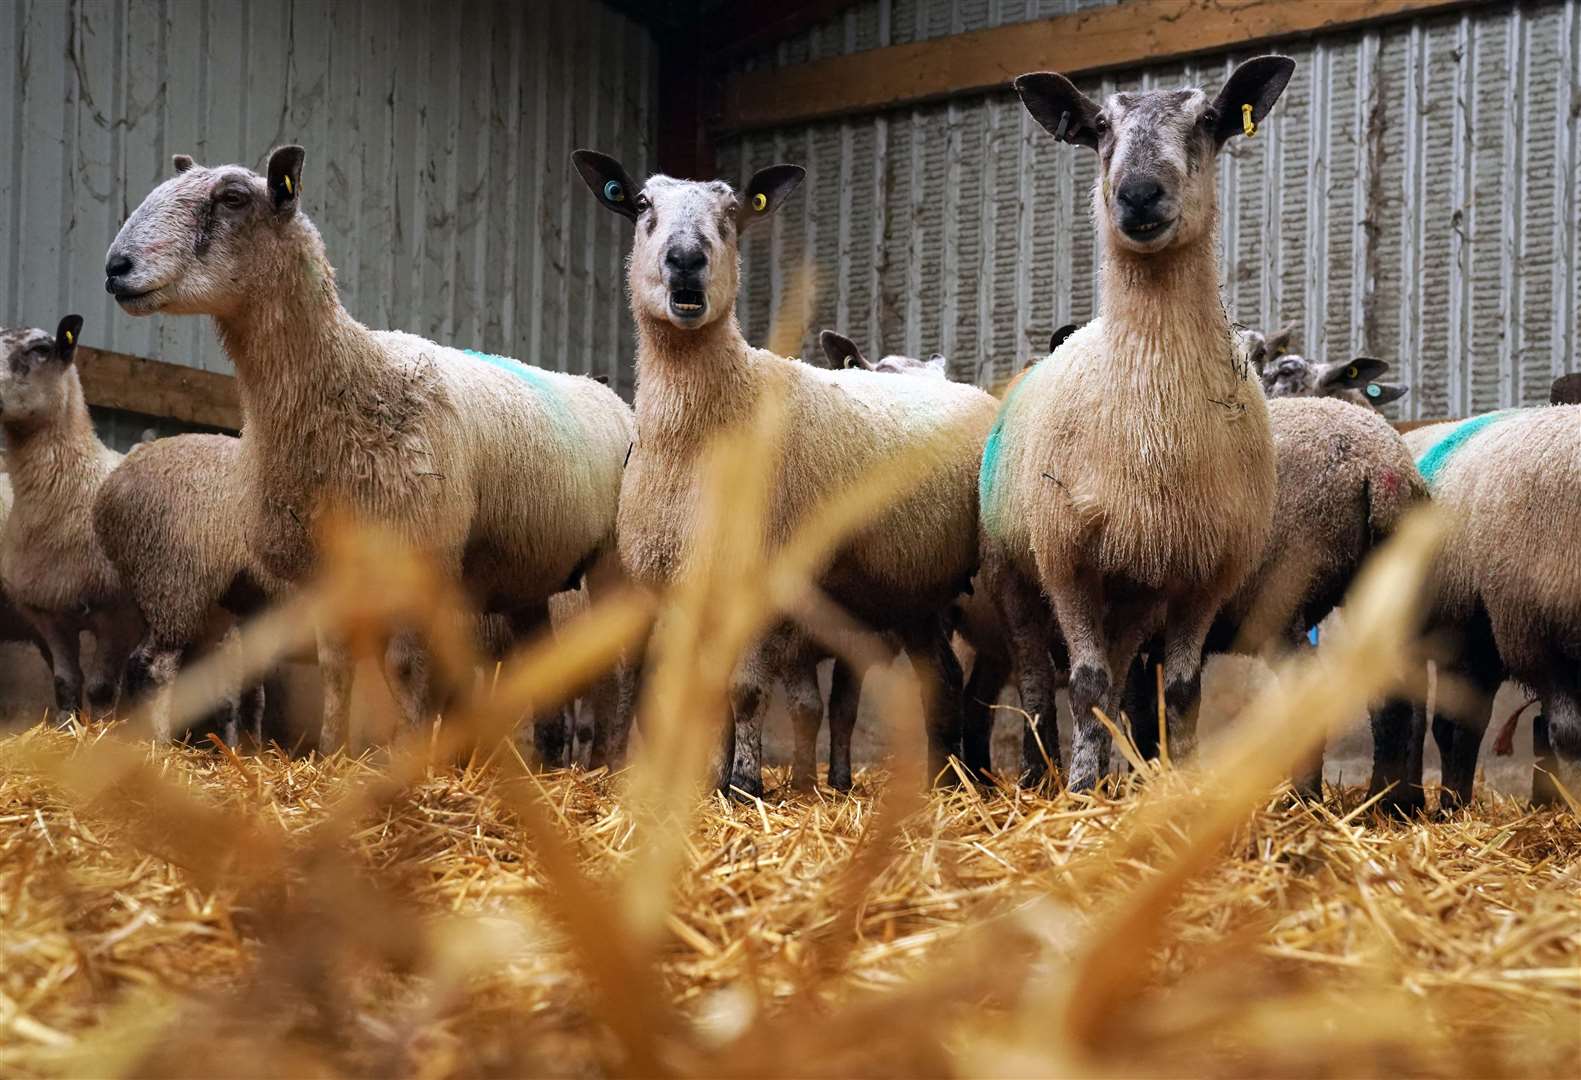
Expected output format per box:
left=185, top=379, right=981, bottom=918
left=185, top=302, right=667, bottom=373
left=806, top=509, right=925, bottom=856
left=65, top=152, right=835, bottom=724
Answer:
left=668, top=289, right=707, bottom=322
left=1118, top=216, right=1176, bottom=245
left=111, top=285, right=167, bottom=313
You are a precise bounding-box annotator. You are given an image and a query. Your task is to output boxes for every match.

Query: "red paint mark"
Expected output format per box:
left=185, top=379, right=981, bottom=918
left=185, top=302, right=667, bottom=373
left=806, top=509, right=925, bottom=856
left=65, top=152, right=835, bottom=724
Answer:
left=1378, top=469, right=1400, bottom=498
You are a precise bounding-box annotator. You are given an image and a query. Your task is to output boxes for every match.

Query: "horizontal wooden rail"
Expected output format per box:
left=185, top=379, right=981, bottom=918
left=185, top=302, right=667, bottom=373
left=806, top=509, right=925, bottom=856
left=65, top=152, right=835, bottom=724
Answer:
left=720, top=0, right=1492, bottom=132
left=77, top=346, right=241, bottom=431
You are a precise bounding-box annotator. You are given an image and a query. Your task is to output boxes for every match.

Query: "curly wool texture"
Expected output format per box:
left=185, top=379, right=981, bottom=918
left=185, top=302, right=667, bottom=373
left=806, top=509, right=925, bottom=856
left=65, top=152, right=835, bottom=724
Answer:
left=93, top=434, right=280, bottom=651
left=208, top=211, right=634, bottom=611
left=982, top=278, right=1275, bottom=593
left=1224, top=396, right=1428, bottom=637
left=1425, top=405, right=1581, bottom=677
left=621, top=316, right=997, bottom=626
left=0, top=364, right=126, bottom=617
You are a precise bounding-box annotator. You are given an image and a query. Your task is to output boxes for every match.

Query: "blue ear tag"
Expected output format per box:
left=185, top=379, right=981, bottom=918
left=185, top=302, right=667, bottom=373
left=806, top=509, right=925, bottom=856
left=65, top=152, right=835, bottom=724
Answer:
left=603, top=180, right=624, bottom=203
left=1367, top=383, right=1382, bottom=399
left=1307, top=626, right=1320, bottom=647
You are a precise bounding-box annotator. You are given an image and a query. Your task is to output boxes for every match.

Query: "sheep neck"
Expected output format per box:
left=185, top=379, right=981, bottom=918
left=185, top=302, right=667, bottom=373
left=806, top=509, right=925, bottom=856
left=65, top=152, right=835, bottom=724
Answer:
left=632, top=309, right=758, bottom=450
left=1098, top=227, right=1236, bottom=383
left=212, top=232, right=376, bottom=432
left=2, top=373, right=102, bottom=503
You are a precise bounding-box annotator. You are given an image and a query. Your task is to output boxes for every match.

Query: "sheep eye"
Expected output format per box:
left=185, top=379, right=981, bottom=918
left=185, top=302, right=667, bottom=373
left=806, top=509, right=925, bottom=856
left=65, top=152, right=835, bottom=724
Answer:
left=1093, top=114, right=1109, bottom=134
left=633, top=194, right=650, bottom=213
left=218, top=189, right=250, bottom=209
left=1200, top=107, right=1219, bottom=128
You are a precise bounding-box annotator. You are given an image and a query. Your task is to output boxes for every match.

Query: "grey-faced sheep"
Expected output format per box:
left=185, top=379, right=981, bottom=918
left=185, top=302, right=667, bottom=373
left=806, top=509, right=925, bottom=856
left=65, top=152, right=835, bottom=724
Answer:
left=106, top=148, right=636, bottom=755
left=573, top=151, right=998, bottom=797
left=982, top=58, right=1293, bottom=791
left=0, top=317, right=144, bottom=718
left=1260, top=350, right=1408, bottom=412
left=818, top=329, right=948, bottom=378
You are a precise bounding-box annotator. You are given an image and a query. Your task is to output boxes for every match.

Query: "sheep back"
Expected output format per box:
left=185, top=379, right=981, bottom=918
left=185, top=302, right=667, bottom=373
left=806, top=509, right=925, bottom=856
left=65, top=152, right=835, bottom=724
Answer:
left=93, top=434, right=265, bottom=644
left=619, top=348, right=996, bottom=625
left=1427, top=406, right=1581, bottom=675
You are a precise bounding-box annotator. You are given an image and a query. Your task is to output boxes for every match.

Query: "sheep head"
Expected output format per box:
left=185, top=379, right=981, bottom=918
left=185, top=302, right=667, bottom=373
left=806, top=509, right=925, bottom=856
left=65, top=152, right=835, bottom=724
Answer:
left=573, top=150, right=804, bottom=331
left=1016, top=56, right=1294, bottom=256
left=0, top=315, right=83, bottom=432
left=106, top=145, right=314, bottom=319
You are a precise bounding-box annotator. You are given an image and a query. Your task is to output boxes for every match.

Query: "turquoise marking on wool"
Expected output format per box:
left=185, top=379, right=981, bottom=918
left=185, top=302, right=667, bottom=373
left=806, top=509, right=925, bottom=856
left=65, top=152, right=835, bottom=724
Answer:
left=979, top=361, right=1038, bottom=534
left=1415, top=410, right=1516, bottom=488
left=462, top=347, right=554, bottom=393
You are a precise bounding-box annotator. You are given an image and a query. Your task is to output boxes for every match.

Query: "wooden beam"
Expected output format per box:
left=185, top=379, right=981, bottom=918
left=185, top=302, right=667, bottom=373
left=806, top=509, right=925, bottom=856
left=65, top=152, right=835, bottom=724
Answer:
left=704, top=0, right=863, bottom=63
left=76, top=346, right=241, bottom=431
left=720, top=0, right=1492, bottom=132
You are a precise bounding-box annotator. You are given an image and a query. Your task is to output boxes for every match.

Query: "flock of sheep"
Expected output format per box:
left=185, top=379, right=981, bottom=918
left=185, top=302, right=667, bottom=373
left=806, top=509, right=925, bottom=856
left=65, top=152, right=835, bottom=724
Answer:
left=2, top=55, right=1577, bottom=814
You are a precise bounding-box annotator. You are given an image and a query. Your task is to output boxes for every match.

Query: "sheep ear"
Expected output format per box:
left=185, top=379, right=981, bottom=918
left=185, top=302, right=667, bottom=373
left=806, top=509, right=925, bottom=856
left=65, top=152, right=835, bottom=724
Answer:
left=1015, top=72, right=1102, bottom=151
left=1049, top=323, right=1078, bottom=353
left=53, top=315, right=84, bottom=363
left=1211, top=56, right=1295, bottom=145
left=925, top=354, right=948, bottom=376
left=572, top=149, right=641, bottom=223
left=266, top=145, right=304, bottom=213
left=1551, top=373, right=1581, bottom=406
left=1319, top=356, right=1389, bottom=391
left=1363, top=382, right=1409, bottom=407
left=739, top=164, right=805, bottom=230
left=819, top=329, right=864, bottom=369
left=172, top=154, right=195, bottom=173
left=1264, top=322, right=1297, bottom=359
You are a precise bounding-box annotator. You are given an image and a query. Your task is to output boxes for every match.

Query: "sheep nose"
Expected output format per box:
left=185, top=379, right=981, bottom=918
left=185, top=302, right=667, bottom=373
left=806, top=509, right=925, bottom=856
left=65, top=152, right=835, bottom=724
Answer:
left=104, top=252, right=135, bottom=291
left=664, top=245, right=708, bottom=275
left=1116, top=179, right=1164, bottom=213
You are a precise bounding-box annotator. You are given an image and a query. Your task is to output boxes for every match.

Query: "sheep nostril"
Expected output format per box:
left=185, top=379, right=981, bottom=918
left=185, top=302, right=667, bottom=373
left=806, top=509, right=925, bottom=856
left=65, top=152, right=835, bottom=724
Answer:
left=105, top=253, right=135, bottom=279
left=664, top=246, right=708, bottom=274
left=1116, top=179, right=1165, bottom=212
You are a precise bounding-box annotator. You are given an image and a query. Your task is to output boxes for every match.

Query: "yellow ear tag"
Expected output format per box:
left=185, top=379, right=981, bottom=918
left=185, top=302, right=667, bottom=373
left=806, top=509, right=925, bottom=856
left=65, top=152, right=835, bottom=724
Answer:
left=284, top=175, right=293, bottom=194
left=751, top=192, right=767, bottom=212
left=1347, top=365, right=1359, bottom=379
left=1242, top=103, right=1256, bottom=138
left=64, top=330, right=74, bottom=344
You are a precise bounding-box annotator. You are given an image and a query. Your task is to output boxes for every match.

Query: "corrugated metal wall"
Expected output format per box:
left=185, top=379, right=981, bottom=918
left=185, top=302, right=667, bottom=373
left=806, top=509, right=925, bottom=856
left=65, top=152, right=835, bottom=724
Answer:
left=720, top=0, right=1580, bottom=419
left=1, top=0, right=656, bottom=398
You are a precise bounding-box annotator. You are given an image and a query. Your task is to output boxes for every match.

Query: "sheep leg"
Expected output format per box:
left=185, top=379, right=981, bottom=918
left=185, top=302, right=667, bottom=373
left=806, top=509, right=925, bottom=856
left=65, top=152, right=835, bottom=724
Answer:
left=827, top=658, right=863, bottom=792
left=1530, top=709, right=1559, bottom=807
left=1540, top=688, right=1581, bottom=801
left=725, top=645, right=772, bottom=799
left=316, top=631, right=354, bottom=755
left=961, top=649, right=1009, bottom=781
left=84, top=608, right=144, bottom=716
left=31, top=616, right=85, bottom=723
left=900, top=617, right=965, bottom=787
left=1121, top=643, right=1161, bottom=764
left=382, top=629, right=437, bottom=732
left=1160, top=595, right=1223, bottom=767
left=1367, top=697, right=1425, bottom=816
left=786, top=646, right=824, bottom=792
left=1047, top=571, right=1110, bottom=793
left=987, top=561, right=1062, bottom=785
left=582, top=549, right=640, bottom=771
left=1287, top=623, right=1325, bottom=800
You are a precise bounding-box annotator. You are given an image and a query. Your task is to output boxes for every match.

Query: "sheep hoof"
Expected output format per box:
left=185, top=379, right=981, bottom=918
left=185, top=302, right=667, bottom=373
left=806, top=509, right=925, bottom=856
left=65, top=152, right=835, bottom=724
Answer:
left=787, top=769, right=817, bottom=793
left=726, top=772, right=764, bottom=802
left=828, top=768, right=853, bottom=793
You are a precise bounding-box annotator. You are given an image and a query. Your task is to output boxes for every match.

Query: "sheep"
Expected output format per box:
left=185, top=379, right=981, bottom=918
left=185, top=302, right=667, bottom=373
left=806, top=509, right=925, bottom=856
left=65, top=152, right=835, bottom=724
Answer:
left=106, top=147, right=636, bottom=754
left=1261, top=350, right=1408, bottom=412
left=92, top=432, right=283, bottom=743
left=982, top=57, right=1294, bottom=791
left=0, top=470, right=42, bottom=648
left=1552, top=373, right=1580, bottom=406
left=817, top=329, right=948, bottom=378
left=0, top=316, right=144, bottom=719
left=1398, top=405, right=1581, bottom=807
left=572, top=150, right=998, bottom=797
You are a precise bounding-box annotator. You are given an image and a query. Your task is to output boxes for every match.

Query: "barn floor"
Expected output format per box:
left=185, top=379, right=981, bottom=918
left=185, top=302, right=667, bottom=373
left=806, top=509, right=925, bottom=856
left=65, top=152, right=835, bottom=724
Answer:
left=1, top=720, right=1575, bottom=1079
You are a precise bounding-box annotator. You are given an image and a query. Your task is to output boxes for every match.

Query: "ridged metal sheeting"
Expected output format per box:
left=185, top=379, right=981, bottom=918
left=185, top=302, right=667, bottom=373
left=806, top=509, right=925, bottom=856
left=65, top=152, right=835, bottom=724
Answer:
left=2, top=0, right=655, bottom=400
left=720, top=0, right=1579, bottom=419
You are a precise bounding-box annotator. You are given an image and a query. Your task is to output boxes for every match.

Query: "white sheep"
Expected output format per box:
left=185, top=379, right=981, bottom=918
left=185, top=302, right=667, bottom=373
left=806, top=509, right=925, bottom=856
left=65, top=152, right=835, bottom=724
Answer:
left=572, top=151, right=998, bottom=797
left=983, top=57, right=1295, bottom=791
left=106, top=148, right=636, bottom=754
left=0, top=316, right=144, bottom=719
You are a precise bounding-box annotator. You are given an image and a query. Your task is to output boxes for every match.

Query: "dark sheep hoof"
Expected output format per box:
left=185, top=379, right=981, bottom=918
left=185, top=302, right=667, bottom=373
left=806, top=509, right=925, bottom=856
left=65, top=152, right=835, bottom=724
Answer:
left=1368, top=786, right=1425, bottom=819
left=787, top=770, right=817, bottom=793
left=828, top=768, right=853, bottom=793
left=725, top=774, right=764, bottom=802
left=1019, top=762, right=1049, bottom=789
left=1066, top=768, right=1099, bottom=794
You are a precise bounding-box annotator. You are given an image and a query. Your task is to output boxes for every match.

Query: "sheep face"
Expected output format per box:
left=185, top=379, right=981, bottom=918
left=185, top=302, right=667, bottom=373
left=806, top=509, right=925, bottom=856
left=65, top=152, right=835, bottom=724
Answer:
left=0, top=316, right=83, bottom=432
left=573, top=150, right=804, bottom=332
left=106, top=147, right=307, bottom=320
left=1016, top=57, right=1294, bottom=256
left=1261, top=354, right=1321, bottom=398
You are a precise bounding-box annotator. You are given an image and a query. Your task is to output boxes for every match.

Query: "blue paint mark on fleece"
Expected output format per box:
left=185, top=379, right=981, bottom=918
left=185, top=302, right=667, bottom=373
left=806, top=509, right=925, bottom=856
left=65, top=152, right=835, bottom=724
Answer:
left=979, top=365, right=1035, bottom=534
left=1415, top=410, right=1516, bottom=488
left=462, top=348, right=554, bottom=393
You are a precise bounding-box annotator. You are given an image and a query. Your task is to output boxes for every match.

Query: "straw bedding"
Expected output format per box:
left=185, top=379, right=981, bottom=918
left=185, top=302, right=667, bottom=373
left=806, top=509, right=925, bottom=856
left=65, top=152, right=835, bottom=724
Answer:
left=1, top=724, right=1576, bottom=1078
